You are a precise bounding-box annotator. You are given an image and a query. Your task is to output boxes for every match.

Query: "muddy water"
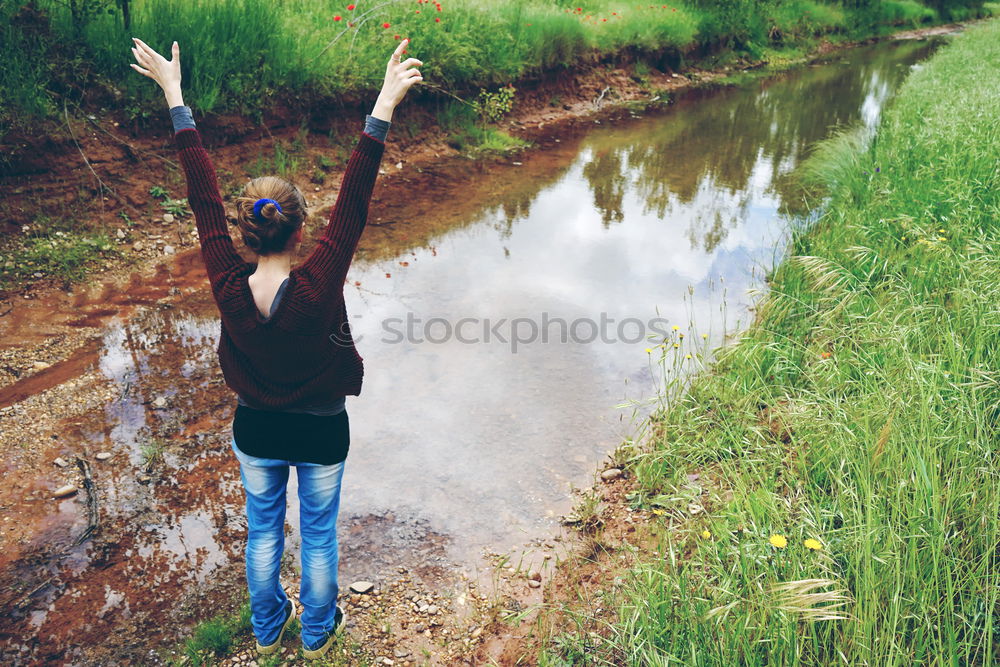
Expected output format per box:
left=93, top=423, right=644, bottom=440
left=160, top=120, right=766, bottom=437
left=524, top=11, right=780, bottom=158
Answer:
left=0, top=38, right=940, bottom=664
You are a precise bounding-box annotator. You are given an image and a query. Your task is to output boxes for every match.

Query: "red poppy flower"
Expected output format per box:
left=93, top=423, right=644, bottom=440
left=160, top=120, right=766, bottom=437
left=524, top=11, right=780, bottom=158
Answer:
left=383, top=22, right=390, bottom=28
left=385, top=272, right=392, bottom=278
left=347, top=3, right=355, bottom=9
left=334, top=15, right=342, bottom=21
left=435, top=17, right=440, bottom=22
left=394, top=34, right=400, bottom=39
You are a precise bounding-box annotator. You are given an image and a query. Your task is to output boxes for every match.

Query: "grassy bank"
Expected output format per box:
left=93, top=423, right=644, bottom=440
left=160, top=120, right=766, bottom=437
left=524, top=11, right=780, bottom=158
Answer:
left=540, top=17, right=1000, bottom=666
left=2, top=0, right=994, bottom=136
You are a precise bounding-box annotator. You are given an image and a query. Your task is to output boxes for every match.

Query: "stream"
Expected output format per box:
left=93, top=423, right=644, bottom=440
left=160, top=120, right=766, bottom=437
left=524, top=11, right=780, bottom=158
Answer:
left=0, top=37, right=943, bottom=665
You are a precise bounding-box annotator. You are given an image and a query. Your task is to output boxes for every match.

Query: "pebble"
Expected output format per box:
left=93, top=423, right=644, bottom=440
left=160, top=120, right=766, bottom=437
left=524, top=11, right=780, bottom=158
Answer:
left=163, top=213, right=175, bottom=223
left=32, top=361, right=51, bottom=371
left=412, top=623, right=426, bottom=632
left=53, top=457, right=70, bottom=468
left=95, top=452, right=112, bottom=461
left=528, top=571, right=541, bottom=582
left=528, top=580, right=541, bottom=588
left=350, top=580, right=375, bottom=594
left=152, top=396, right=167, bottom=408
left=163, top=245, right=175, bottom=255
left=53, top=484, right=77, bottom=498
left=601, top=468, right=623, bottom=482
left=132, top=241, right=144, bottom=252
left=427, top=604, right=439, bottom=614
left=394, top=649, right=410, bottom=658
left=138, top=475, right=152, bottom=484
left=116, top=229, right=126, bottom=239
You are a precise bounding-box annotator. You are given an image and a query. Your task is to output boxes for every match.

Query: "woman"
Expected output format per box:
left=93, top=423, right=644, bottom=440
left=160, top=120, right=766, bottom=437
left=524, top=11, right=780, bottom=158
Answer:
left=129, top=37, right=423, bottom=659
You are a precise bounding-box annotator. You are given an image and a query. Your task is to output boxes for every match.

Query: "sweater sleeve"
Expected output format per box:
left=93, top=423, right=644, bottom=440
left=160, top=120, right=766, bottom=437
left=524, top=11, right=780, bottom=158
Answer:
left=175, top=129, right=244, bottom=284
left=297, top=130, right=385, bottom=294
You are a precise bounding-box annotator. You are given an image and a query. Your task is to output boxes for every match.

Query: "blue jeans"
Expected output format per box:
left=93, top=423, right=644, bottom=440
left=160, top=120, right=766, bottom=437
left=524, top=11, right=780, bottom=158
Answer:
left=230, top=437, right=346, bottom=648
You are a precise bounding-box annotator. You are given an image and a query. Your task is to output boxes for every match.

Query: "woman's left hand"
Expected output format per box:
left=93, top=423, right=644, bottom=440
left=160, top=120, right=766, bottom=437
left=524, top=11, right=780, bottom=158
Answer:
left=130, top=38, right=184, bottom=107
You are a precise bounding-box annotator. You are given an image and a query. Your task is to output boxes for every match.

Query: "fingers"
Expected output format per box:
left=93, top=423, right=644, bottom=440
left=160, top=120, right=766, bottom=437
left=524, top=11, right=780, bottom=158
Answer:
left=171, top=40, right=180, bottom=61
left=398, top=57, right=423, bottom=69
left=132, top=37, right=163, bottom=63
left=130, top=63, right=154, bottom=79
left=391, top=38, right=408, bottom=60
left=131, top=46, right=150, bottom=67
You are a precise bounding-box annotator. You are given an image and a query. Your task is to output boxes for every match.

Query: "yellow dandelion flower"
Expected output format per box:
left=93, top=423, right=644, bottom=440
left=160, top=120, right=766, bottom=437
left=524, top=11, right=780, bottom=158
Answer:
left=769, top=534, right=787, bottom=549
left=938, top=228, right=946, bottom=233
left=672, top=325, right=680, bottom=331
left=685, top=354, right=692, bottom=359
left=804, top=538, right=822, bottom=551
left=651, top=508, right=665, bottom=516
left=645, top=348, right=652, bottom=354
left=701, top=529, right=711, bottom=539
left=673, top=343, right=680, bottom=348
left=937, top=237, right=947, bottom=242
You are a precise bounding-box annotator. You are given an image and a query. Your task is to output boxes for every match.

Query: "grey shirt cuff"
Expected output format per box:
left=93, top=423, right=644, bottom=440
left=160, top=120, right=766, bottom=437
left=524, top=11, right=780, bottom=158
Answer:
left=364, top=114, right=391, bottom=142
left=170, top=105, right=197, bottom=133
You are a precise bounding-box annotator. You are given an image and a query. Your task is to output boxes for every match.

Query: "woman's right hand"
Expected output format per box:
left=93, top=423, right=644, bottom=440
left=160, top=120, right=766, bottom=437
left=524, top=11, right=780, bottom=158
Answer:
left=373, top=39, right=423, bottom=119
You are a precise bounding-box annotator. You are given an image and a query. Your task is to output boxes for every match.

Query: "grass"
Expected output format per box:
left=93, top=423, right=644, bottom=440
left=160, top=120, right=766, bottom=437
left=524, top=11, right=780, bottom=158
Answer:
left=0, top=227, right=117, bottom=289
left=5, top=0, right=991, bottom=131
left=540, top=17, right=1000, bottom=666
left=167, top=600, right=252, bottom=666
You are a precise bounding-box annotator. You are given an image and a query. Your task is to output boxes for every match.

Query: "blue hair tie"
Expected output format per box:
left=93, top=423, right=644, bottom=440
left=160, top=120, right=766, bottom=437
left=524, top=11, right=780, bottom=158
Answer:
left=252, top=198, right=282, bottom=223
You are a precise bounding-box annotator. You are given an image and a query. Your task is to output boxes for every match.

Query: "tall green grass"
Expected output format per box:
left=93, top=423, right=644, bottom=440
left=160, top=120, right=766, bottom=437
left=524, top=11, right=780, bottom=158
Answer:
left=4, top=0, right=987, bottom=127
left=544, top=17, right=1000, bottom=666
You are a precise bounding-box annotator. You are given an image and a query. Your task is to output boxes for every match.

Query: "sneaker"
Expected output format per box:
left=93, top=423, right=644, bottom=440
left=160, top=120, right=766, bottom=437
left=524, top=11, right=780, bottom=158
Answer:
left=302, top=605, right=347, bottom=660
left=256, top=599, right=296, bottom=656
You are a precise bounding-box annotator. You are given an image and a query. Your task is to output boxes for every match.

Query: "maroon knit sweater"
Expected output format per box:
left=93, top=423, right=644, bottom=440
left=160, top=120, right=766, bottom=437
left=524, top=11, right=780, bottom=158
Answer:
left=175, top=128, right=385, bottom=410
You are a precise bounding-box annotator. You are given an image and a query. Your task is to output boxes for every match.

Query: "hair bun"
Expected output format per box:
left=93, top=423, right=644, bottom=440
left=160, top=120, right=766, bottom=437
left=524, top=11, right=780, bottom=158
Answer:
left=252, top=197, right=283, bottom=223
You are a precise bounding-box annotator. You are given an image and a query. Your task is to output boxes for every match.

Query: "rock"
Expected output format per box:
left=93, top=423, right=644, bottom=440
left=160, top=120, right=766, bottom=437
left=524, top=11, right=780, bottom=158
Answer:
left=427, top=604, right=439, bottom=614
left=138, top=475, right=152, bottom=484
left=350, top=580, right=375, bottom=594
left=528, top=571, right=541, bottom=582
left=528, top=580, right=541, bottom=588
left=152, top=396, right=167, bottom=408
left=471, top=626, right=482, bottom=638
left=163, top=245, right=175, bottom=255
left=95, top=452, right=112, bottom=461
left=395, top=161, right=403, bottom=170
left=132, top=241, right=144, bottom=252
left=32, top=272, right=43, bottom=278
left=417, top=604, right=429, bottom=613
left=394, top=649, right=410, bottom=658
left=412, top=623, right=426, bottom=633
left=53, top=484, right=78, bottom=498
left=53, top=457, right=70, bottom=468
left=381, top=659, right=394, bottom=666
left=163, top=213, right=175, bottom=223
left=116, top=229, right=126, bottom=239
left=601, top=468, right=623, bottom=482
left=32, top=361, right=50, bottom=371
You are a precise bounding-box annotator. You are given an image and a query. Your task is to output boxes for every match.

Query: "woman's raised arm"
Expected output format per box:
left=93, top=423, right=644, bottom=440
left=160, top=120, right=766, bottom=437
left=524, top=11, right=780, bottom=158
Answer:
left=298, top=38, right=424, bottom=294
left=130, top=39, right=244, bottom=286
